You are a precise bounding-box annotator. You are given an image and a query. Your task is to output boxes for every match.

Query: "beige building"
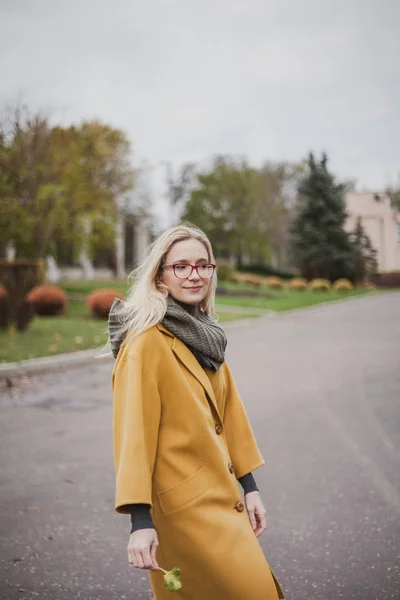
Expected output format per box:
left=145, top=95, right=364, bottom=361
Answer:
left=345, top=192, right=400, bottom=273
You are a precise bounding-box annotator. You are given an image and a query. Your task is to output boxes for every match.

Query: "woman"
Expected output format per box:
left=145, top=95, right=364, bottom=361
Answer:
left=108, top=224, right=284, bottom=599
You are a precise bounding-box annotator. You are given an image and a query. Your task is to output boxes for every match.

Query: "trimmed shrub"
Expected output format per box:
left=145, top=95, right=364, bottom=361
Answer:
left=231, top=272, right=247, bottom=284
left=87, top=288, right=125, bottom=319
left=230, top=272, right=263, bottom=286
left=287, top=278, right=308, bottom=291
left=266, top=276, right=284, bottom=289
left=27, top=285, right=68, bottom=316
left=216, top=260, right=235, bottom=282
left=237, top=263, right=296, bottom=280
left=371, top=271, right=400, bottom=288
left=245, top=275, right=263, bottom=287
left=333, top=278, right=353, bottom=292
left=309, top=279, right=331, bottom=292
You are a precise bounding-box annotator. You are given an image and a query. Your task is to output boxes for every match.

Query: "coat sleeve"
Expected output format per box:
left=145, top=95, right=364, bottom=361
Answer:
left=222, top=362, right=265, bottom=479
left=112, top=350, right=161, bottom=514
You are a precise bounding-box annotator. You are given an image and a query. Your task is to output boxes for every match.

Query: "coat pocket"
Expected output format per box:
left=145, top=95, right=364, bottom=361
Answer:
left=157, top=466, right=210, bottom=515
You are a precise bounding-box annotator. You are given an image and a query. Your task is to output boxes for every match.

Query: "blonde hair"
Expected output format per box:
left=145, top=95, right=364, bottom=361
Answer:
left=100, top=222, right=217, bottom=357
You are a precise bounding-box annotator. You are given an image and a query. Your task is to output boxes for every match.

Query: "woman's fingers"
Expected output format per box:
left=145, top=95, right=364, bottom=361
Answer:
left=130, top=545, right=159, bottom=570
left=133, top=547, right=145, bottom=569
left=248, top=508, right=257, bottom=531
left=142, top=546, right=156, bottom=570
left=254, top=508, right=267, bottom=537
left=127, top=543, right=136, bottom=566
left=150, top=540, right=160, bottom=570
left=128, top=530, right=160, bottom=569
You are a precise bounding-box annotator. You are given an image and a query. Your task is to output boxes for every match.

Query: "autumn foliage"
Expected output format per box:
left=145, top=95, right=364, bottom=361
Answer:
left=86, top=288, right=124, bottom=319
left=26, top=285, right=68, bottom=316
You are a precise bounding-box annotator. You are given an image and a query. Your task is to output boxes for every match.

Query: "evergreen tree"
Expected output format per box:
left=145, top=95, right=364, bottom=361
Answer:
left=289, top=152, right=354, bottom=281
left=349, top=216, right=378, bottom=282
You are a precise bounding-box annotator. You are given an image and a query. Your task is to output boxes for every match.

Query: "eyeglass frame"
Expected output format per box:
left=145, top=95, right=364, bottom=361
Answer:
left=160, top=262, right=216, bottom=279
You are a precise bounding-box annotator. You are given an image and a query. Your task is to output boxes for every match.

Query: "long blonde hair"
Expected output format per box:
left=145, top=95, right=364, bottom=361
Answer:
left=101, top=222, right=218, bottom=356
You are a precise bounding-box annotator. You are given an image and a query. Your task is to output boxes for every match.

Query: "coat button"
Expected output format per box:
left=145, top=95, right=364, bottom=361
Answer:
left=228, top=463, right=234, bottom=473
left=235, top=501, right=244, bottom=512
left=215, top=424, right=223, bottom=434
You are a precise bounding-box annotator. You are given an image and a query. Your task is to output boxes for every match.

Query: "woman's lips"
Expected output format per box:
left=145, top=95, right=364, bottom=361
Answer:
left=185, top=286, right=202, bottom=292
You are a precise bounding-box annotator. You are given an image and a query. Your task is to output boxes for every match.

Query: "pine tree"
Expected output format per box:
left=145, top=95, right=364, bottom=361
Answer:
left=289, top=152, right=355, bottom=281
left=349, top=216, right=378, bottom=282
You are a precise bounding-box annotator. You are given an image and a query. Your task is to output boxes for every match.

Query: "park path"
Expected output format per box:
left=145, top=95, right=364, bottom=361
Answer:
left=0, top=292, right=399, bottom=600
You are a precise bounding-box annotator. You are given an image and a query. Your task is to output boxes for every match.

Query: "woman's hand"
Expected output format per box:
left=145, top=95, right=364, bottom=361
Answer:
left=244, top=491, right=267, bottom=538
left=127, top=528, right=160, bottom=571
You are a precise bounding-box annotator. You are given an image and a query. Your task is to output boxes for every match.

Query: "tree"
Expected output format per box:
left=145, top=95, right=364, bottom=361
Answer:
left=182, top=156, right=263, bottom=264
left=257, top=161, right=304, bottom=268
left=163, top=161, right=197, bottom=226
left=289, top=152, right=355, bottom=281
left=0, top=103, right=135, bottom=260
left=48, top=121, right=134, bottom=261
left=181, top=156, right=303, bottom=267
left=349, top=217, right=378, bottom=282
left=386, top=177, right=400, bottom=212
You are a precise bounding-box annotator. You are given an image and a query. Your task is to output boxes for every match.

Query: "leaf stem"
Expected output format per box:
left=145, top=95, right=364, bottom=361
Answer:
left=157, top=567, right=168, bottom=574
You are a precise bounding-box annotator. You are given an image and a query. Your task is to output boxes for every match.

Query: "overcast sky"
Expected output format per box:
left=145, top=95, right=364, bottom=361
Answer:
left=1, top=0, right=399, bottom=217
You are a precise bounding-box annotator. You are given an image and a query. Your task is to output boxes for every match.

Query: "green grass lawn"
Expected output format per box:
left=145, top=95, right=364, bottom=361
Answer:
left=215, top=287, right=374, bottom=311
left=60, top=279, right=128, bottom=296
left=0, top=287, right=374, bottom=363
left=0, top=300, right=257, bottom=363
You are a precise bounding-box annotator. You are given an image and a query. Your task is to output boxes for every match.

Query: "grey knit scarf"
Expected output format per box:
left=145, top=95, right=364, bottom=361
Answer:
left=161, top=295, right=227, bottom=372
left=108, top=295, right=227, bottom=372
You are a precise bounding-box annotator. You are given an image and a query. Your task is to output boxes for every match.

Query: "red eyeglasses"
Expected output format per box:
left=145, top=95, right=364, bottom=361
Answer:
left=161, top=263, right=216, bottom=279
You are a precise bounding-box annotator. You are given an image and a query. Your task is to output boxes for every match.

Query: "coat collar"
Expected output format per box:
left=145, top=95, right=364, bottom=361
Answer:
left=157, top=323, right=222, bottom=424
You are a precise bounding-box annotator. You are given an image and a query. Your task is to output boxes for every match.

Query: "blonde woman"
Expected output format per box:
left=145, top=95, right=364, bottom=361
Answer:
left=108, top=224, right=284, bottom=599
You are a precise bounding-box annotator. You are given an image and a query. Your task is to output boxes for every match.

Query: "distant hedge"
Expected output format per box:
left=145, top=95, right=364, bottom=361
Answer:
left=371, top=271, right=400, bottom=288
left=236, top=263, right=296, bottom=280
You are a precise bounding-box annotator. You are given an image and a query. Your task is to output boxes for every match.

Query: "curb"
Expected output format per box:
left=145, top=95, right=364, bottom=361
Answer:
left=0, top=347, right=113, bottom=380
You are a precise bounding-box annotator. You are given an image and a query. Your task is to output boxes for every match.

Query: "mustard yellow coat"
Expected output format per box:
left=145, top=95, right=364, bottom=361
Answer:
left=112, top=322, right=285, bottom=599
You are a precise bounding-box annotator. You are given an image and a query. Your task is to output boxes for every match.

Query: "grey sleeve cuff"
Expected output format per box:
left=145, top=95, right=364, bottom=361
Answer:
left=128, top=504, right=155, bottom=534
left=238, top=471, right=259, bottom=494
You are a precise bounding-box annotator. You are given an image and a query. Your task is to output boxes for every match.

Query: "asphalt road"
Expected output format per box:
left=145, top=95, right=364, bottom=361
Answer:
left=0, top=292, right=399, bottom=600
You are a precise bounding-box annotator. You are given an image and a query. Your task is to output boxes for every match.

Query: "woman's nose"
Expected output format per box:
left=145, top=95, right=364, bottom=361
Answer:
left=188, top=268, right=200, bottom=281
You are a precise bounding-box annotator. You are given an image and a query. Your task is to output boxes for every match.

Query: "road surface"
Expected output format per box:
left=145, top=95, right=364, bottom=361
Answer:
left=0, top=292, right=399, bottom=599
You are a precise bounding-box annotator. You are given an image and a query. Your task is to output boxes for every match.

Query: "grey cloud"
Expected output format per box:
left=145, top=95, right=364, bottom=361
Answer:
left=0, top=0, right=399, bottom=196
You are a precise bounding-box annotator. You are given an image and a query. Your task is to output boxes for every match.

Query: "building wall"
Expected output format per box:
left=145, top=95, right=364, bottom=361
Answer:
left=345, top=192, right=400, bottom=272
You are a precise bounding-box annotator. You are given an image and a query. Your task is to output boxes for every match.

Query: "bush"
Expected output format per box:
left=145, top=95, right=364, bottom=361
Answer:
left=237, top=263, right=296, bottom=280
left=87, top=288, right=125, bottom=319
left=230, top=272, right=263, bottom=287
left=27, top=285, right=68, bottom=316
left=231, top=272, right=247, bottom=284
left=287, top=277, right=308, bottom=291
left=333, top=278, right=353, bottom=292
left=245, top=275, right=263, bottom=287
left=216, top=260, right=235, bottom=282
left=309, top=278, right=331, bottom=292
left=266, top=276, right=284, bottom=289
left=371, top=271, right=400, bottom=288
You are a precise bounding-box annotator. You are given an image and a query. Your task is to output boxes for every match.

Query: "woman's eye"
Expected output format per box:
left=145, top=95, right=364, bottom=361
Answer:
left=175, top=265, right=186, bottom=270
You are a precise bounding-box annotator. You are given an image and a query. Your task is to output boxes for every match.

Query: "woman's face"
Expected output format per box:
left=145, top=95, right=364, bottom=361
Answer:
left=160, top=238, right=213, bottom=305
